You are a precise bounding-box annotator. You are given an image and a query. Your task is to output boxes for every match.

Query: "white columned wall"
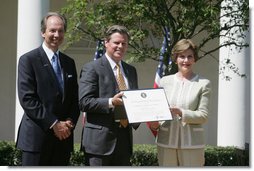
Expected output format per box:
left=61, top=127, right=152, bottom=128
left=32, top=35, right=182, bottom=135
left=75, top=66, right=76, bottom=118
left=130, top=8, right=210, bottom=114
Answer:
left=15, top=0, right=49, bottom=140
left=217, top=0, right=250, bottom=149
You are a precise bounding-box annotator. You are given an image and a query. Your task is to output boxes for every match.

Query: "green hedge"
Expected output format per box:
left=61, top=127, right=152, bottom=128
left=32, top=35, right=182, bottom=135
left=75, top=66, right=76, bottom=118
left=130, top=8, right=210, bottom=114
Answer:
left=0, top=141, right=249, bottom=166
left=0, top=141, right=21, bottom=166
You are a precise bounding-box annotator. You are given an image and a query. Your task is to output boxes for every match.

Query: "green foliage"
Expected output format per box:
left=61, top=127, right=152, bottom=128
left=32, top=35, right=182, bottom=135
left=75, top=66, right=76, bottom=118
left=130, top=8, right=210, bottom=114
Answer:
left=61, top=1, right=248, bottom=55
left=60, top=0, right=249, bottom=79
left=61, top=0, right=89, bottom=49
left=0, top=141, right=249, bottom=166
left=131, top=144, right=158, bottom=166
left=205, top=145, right=249, bottom=166
left=0, top=141, right=21, bottom=166
left=69, top=144, right=84, bottom=166
left=0, top=141, right=14, bottom=165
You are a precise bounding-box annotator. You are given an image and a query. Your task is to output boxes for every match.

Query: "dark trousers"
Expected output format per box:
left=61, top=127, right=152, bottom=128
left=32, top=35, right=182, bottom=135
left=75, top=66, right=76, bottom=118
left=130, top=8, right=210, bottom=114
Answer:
left=85, top=124, right=132, bottom=166
left=22, top=150, right=70, bottom=166
left=21, top=136, right=71, bottom=166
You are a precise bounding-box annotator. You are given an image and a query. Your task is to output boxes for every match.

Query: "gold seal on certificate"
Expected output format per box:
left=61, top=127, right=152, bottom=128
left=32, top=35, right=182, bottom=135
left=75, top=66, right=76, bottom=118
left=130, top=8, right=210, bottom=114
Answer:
left=121, top=88, right=172, bottom=123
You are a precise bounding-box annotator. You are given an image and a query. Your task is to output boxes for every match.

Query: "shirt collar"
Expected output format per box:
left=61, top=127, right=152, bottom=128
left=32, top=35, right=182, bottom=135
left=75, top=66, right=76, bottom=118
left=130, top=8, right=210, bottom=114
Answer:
left=42, top=42, right=59, bottom=61
left=105, top=53, right=122, bottom=70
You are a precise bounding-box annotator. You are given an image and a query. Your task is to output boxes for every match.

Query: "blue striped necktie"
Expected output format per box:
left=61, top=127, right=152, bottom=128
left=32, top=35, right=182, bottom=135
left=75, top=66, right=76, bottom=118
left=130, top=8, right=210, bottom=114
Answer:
left=52, top=53, right=63, bottom=92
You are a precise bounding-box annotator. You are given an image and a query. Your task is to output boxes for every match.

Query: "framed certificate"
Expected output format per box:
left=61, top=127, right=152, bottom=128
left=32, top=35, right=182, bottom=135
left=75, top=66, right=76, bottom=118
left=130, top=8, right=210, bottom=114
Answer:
left=122, top=88, right=172, bottom=123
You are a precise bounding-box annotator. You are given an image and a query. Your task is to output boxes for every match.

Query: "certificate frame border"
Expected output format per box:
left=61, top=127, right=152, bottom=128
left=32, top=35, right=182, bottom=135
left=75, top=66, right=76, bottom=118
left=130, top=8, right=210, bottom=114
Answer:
left=121, top=88, right=172, bottom=123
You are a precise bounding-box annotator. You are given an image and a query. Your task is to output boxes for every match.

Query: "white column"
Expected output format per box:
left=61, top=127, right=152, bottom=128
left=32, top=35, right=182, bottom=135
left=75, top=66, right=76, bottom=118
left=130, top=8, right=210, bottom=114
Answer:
left=15, top=0, right=49, bottom=140
left=217, top=0, right=250, bottom=149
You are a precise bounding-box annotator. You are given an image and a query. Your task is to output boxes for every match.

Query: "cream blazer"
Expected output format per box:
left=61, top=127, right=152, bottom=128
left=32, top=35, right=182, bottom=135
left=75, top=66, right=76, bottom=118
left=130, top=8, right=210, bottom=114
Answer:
left=156, top=74, right=211, bottom=149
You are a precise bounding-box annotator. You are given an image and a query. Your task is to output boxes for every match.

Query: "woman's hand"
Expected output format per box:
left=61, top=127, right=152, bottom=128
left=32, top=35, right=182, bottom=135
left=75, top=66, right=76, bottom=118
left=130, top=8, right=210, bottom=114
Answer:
left=150, top=121, right=160, bottom=131
left=170, top=107, right=182, bottom=118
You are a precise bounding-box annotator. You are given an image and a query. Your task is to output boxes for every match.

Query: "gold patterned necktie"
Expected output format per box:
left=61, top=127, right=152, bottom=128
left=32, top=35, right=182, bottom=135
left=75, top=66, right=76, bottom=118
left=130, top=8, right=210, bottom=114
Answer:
left=116, top=63, right=128, bottom=128
left=116, top=63, right=127, bottom=90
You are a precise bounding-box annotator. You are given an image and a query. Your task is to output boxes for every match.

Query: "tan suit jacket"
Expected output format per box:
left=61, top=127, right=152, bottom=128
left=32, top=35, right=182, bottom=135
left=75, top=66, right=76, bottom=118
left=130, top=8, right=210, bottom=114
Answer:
left=156, top=74, right=211, bottom=149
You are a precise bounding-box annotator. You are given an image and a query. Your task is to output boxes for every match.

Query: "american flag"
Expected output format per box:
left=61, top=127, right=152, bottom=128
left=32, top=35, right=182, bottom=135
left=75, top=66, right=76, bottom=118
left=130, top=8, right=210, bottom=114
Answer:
left=82, top=39, right=105, bottom=126
left=94, top=39, right=105, bottom=60
left=153, top=27, right=171, bottom=88
left=148, top=27, right=171, bottom=137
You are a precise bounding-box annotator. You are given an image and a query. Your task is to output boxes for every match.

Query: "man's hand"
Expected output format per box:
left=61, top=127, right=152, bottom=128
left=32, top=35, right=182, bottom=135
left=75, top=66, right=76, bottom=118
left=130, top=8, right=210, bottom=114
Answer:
left=65, top=119, right=75, bottom=130
left=112, top=92, right=124, bottom=106
left=52, top=121, right=72, bottom=140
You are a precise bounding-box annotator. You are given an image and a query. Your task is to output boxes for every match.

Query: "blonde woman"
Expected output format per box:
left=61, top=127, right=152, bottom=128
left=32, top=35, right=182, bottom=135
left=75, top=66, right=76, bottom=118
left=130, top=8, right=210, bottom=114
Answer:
left=150, top=39, right=211, bottom=166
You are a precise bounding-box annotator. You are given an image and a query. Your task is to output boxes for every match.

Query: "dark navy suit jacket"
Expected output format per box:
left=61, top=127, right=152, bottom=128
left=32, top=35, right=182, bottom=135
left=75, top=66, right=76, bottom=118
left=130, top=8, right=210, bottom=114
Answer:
left=16, top=46, right=80, bottom=153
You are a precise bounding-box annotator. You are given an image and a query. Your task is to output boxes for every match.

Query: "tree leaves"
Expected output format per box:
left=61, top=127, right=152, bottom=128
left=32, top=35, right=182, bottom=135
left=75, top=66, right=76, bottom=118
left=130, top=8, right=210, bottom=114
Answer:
left=61, top=0, right=249, bottom=77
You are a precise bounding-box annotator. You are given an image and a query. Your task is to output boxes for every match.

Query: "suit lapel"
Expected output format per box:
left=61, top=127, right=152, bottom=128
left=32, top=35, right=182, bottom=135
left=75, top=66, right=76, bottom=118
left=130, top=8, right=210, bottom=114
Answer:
left=59, top=52, right=66, bottom=91
left=100, top=56, right=119, bottom=92
left=122, top=62, right=133, bottom=89
left=57, top=52, right=66, bottom=100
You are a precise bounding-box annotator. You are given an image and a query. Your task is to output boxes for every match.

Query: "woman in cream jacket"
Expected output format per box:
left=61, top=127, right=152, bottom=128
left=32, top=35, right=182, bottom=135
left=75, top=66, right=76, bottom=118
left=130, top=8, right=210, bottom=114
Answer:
left=150, top=39, right=211, bottom=166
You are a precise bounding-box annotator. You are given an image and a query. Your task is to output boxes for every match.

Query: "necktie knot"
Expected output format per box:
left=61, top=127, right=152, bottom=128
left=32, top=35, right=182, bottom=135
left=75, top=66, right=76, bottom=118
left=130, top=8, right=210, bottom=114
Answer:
left=116, top=62, right=120, bottom=68
left=52, top=53, right=57, bottom=61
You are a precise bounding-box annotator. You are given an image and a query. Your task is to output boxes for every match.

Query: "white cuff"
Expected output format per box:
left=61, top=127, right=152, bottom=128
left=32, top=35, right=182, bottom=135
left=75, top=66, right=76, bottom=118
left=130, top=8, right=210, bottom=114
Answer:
left=50, top=120, right=58, bottom=129
left=109, top=98, right=114, bottom=108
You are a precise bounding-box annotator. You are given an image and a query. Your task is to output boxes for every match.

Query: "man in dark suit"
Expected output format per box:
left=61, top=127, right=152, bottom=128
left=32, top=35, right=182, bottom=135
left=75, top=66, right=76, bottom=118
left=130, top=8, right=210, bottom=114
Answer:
left=79, top=25, right=139, bottom=166
left=16, top=12, right=80, bottom=166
